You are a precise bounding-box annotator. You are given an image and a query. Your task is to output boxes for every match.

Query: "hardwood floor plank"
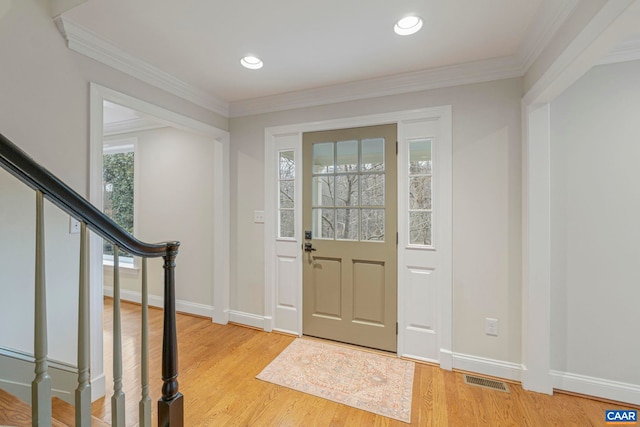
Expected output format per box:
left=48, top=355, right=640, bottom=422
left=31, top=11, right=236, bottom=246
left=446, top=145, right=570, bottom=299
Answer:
left=89, top=298, right=635, bottom=426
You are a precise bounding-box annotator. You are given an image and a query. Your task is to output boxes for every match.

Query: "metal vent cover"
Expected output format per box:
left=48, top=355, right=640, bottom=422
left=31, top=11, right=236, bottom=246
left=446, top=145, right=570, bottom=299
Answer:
left=463, top=374, right=510, bottom=393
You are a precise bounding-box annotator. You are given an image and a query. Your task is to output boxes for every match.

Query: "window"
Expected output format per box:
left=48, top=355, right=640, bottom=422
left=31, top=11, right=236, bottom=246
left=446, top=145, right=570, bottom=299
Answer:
left=103, top=138, right=136, bottom=267
left=311, top=138, right=385, bottom=241
left=278, top=150, right=295, bottom=238
left=408, top=139, right=432, bottom=246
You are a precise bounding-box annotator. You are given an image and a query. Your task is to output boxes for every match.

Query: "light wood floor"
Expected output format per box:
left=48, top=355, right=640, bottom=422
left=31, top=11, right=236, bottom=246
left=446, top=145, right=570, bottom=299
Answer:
left=94, top=298, right=633, bottom=426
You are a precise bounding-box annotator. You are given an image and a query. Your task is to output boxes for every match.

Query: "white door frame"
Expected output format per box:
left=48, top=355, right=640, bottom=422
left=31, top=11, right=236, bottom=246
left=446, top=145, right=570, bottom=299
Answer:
left=88, top=83, right=230, bottom=399
left=264, top=106, right=452, bottom=364
left=521, top=0, right=639, bottom=394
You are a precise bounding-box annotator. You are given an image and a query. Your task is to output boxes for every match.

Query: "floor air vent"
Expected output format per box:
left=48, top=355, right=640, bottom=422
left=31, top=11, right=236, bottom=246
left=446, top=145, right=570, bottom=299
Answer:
left=463, top=374, right=510, bottom=393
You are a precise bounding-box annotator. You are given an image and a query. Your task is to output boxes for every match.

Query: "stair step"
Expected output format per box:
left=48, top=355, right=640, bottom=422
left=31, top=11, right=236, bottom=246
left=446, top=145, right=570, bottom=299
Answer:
left=0, top=388, right=109, bottom=427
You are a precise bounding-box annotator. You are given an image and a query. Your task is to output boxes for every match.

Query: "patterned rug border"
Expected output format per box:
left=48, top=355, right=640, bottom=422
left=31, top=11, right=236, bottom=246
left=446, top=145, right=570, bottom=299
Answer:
left=256, top=338, right=414, bottom=422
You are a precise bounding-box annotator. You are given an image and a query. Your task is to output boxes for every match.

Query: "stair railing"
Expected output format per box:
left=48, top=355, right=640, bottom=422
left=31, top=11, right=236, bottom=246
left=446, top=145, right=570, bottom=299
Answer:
left=0, top=133, right=183, bottom=427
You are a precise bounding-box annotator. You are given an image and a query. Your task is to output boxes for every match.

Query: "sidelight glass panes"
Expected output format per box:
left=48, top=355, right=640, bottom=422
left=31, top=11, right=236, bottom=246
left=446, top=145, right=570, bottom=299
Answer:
left=408, top=139, right=433, bottom=245
left=409, top=139, right=432, bottom=174
left=409, top=176, right=431, bottom=210
left=278, top=150, right=295, bottom=238
left=409, top=211, right=431, bottom=245
left=311, top=138, right=386, bottom=242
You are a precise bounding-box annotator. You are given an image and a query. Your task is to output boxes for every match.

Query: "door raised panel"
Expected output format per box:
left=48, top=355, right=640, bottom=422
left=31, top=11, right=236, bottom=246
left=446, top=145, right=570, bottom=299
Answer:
left=276, top=256, right=297, bottom=308
left=312, top=257, right=342, bottom=319
left=406, top=267, right=436, bottom=331
left=352, top=260, right=385, bottom=326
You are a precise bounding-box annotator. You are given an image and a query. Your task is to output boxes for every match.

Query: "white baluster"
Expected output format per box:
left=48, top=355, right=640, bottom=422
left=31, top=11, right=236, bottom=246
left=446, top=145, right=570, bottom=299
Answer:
left=32, top=190, right=52, bottom=427
left=111, top=247, right=125, bottom=426
left=139, top=257, right=151, bottom=427
left=76, top=221, right=91, bottom=425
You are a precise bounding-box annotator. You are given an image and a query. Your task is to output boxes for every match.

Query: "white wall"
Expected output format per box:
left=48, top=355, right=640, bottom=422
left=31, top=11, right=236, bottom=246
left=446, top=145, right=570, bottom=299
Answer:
left=0, top=0, right=226, bottom=367
left=550, top=60, right=640, bottom=386
left=229, top=77, right=523, bottom=364
left=103, top=127, right=215, bottom=313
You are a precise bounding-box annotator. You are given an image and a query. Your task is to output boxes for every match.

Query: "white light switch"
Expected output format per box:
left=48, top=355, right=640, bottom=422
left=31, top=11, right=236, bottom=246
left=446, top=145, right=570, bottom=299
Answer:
left=69, top=217, right=81, bottom=234
left=254, top=210, right=265, bottom=224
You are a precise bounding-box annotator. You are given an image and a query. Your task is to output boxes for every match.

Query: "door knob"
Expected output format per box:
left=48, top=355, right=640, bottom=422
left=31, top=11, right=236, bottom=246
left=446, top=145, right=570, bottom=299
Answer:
left=303, top=242, right=316, bottom=252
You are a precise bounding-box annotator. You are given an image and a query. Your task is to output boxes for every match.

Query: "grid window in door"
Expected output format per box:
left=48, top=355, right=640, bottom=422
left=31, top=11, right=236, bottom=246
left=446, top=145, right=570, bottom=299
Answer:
left=311, top=138, right=385, bottom=241
left=408, top=139, right=433, bottom=246
left=278, top=150, right=295, bottom=238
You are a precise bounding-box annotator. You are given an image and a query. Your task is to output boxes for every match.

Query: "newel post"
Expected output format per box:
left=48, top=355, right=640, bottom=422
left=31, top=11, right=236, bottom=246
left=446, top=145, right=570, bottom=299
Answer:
left=158, top=242, right=183, bottom=427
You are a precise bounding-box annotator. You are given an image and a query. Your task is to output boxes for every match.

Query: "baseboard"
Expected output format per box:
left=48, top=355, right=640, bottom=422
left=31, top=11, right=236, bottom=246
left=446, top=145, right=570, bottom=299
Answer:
left=104, top=286, right=214, bottom=318
left=228, top=310, right=268, bottom=330
left=0, top=348, right=77, bottom=405
left=551, top=370, right=640, bottom=406
left=439, top=349, right=453, bottom=370
left=213, top=306, right=230, bottom=325
left=452, top=352, right=522, bottom=382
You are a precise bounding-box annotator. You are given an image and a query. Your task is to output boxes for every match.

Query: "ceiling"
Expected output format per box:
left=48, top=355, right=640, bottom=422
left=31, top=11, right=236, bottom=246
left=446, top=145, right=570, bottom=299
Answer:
left=60, top=0, right=580, bottom=115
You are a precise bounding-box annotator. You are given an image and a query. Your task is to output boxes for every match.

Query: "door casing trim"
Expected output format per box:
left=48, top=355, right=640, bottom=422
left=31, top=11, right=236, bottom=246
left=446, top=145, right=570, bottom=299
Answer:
left=264, top=106, right=452, bottom=363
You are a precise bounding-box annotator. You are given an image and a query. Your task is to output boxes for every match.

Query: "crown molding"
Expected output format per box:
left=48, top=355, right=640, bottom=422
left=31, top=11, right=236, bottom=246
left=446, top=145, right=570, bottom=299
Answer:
left=54, top=16, right=229, bottom=117
left=55, top=2, right=583, bottom=120
left=229, top=55, right=523, bottom=118
left=597, top=33, right=640, bottom=65
left=517, top=0, right=580, bottom=74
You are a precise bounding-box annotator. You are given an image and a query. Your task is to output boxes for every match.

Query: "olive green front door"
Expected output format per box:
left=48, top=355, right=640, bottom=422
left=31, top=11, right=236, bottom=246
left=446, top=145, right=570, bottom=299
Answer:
left=302, top=124, right=397, bottom=352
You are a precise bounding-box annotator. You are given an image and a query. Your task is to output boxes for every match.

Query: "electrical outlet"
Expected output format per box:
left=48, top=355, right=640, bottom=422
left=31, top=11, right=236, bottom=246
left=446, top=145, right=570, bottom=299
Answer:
left=69, top=217, right=81, bottom=234
left=485, top=318, right=498, bottom=337
left=254, top=210, right=265, bottom=224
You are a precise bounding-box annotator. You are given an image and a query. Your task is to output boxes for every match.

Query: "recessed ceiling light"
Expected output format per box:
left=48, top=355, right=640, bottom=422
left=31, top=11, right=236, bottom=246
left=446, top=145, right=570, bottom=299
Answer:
left=241, top=56, right=263, bottom=70
left=394, top=16, right=423, bottom=36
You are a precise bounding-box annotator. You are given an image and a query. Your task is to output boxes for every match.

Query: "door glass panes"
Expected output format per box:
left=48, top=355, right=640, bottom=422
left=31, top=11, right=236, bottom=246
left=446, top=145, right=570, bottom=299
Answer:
left=362, top=138, right=384, bottom=171
left=336, top=140, right=358, bottom=172
left=311, top=139, right=385, bottom=241
left=278, top=150, right=295, bottom=238
left=408, top=139, right=432, bottom=245
left=312, top=176, right=334, bottom=206
left=361, top=209, right=385, bottom=241
left=336, top=208, right=359, bottom=240
left=313, top=142, right=334, bottom=174
left=312, top=208, right=335, bottom=239
left=335, top=175, right=358, bottom=206
left=360, top=174, right=384, bottom=206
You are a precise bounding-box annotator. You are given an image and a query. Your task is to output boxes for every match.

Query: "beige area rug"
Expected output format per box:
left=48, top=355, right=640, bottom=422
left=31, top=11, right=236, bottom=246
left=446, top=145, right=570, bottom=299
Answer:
left=256, top=338, right=415, bottom=422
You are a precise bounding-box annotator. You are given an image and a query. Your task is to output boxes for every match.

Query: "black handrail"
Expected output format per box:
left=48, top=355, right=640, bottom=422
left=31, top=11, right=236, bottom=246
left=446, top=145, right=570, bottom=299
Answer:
left=0, top=133, right=175, bottom=257
left=1, top=133, right=183, bottom=426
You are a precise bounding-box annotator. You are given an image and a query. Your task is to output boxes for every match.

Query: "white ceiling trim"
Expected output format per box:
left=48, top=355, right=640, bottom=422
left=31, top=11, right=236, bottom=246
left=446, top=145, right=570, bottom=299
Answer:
left=54, top=3, right=581, bottom=120
left=517, top=0, right=579, bottom=73
left=597, top=33, right=640, bottom=65
left=229, top=55, right=523, bottom=118
left=54, top=16, right=230, bottom=117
